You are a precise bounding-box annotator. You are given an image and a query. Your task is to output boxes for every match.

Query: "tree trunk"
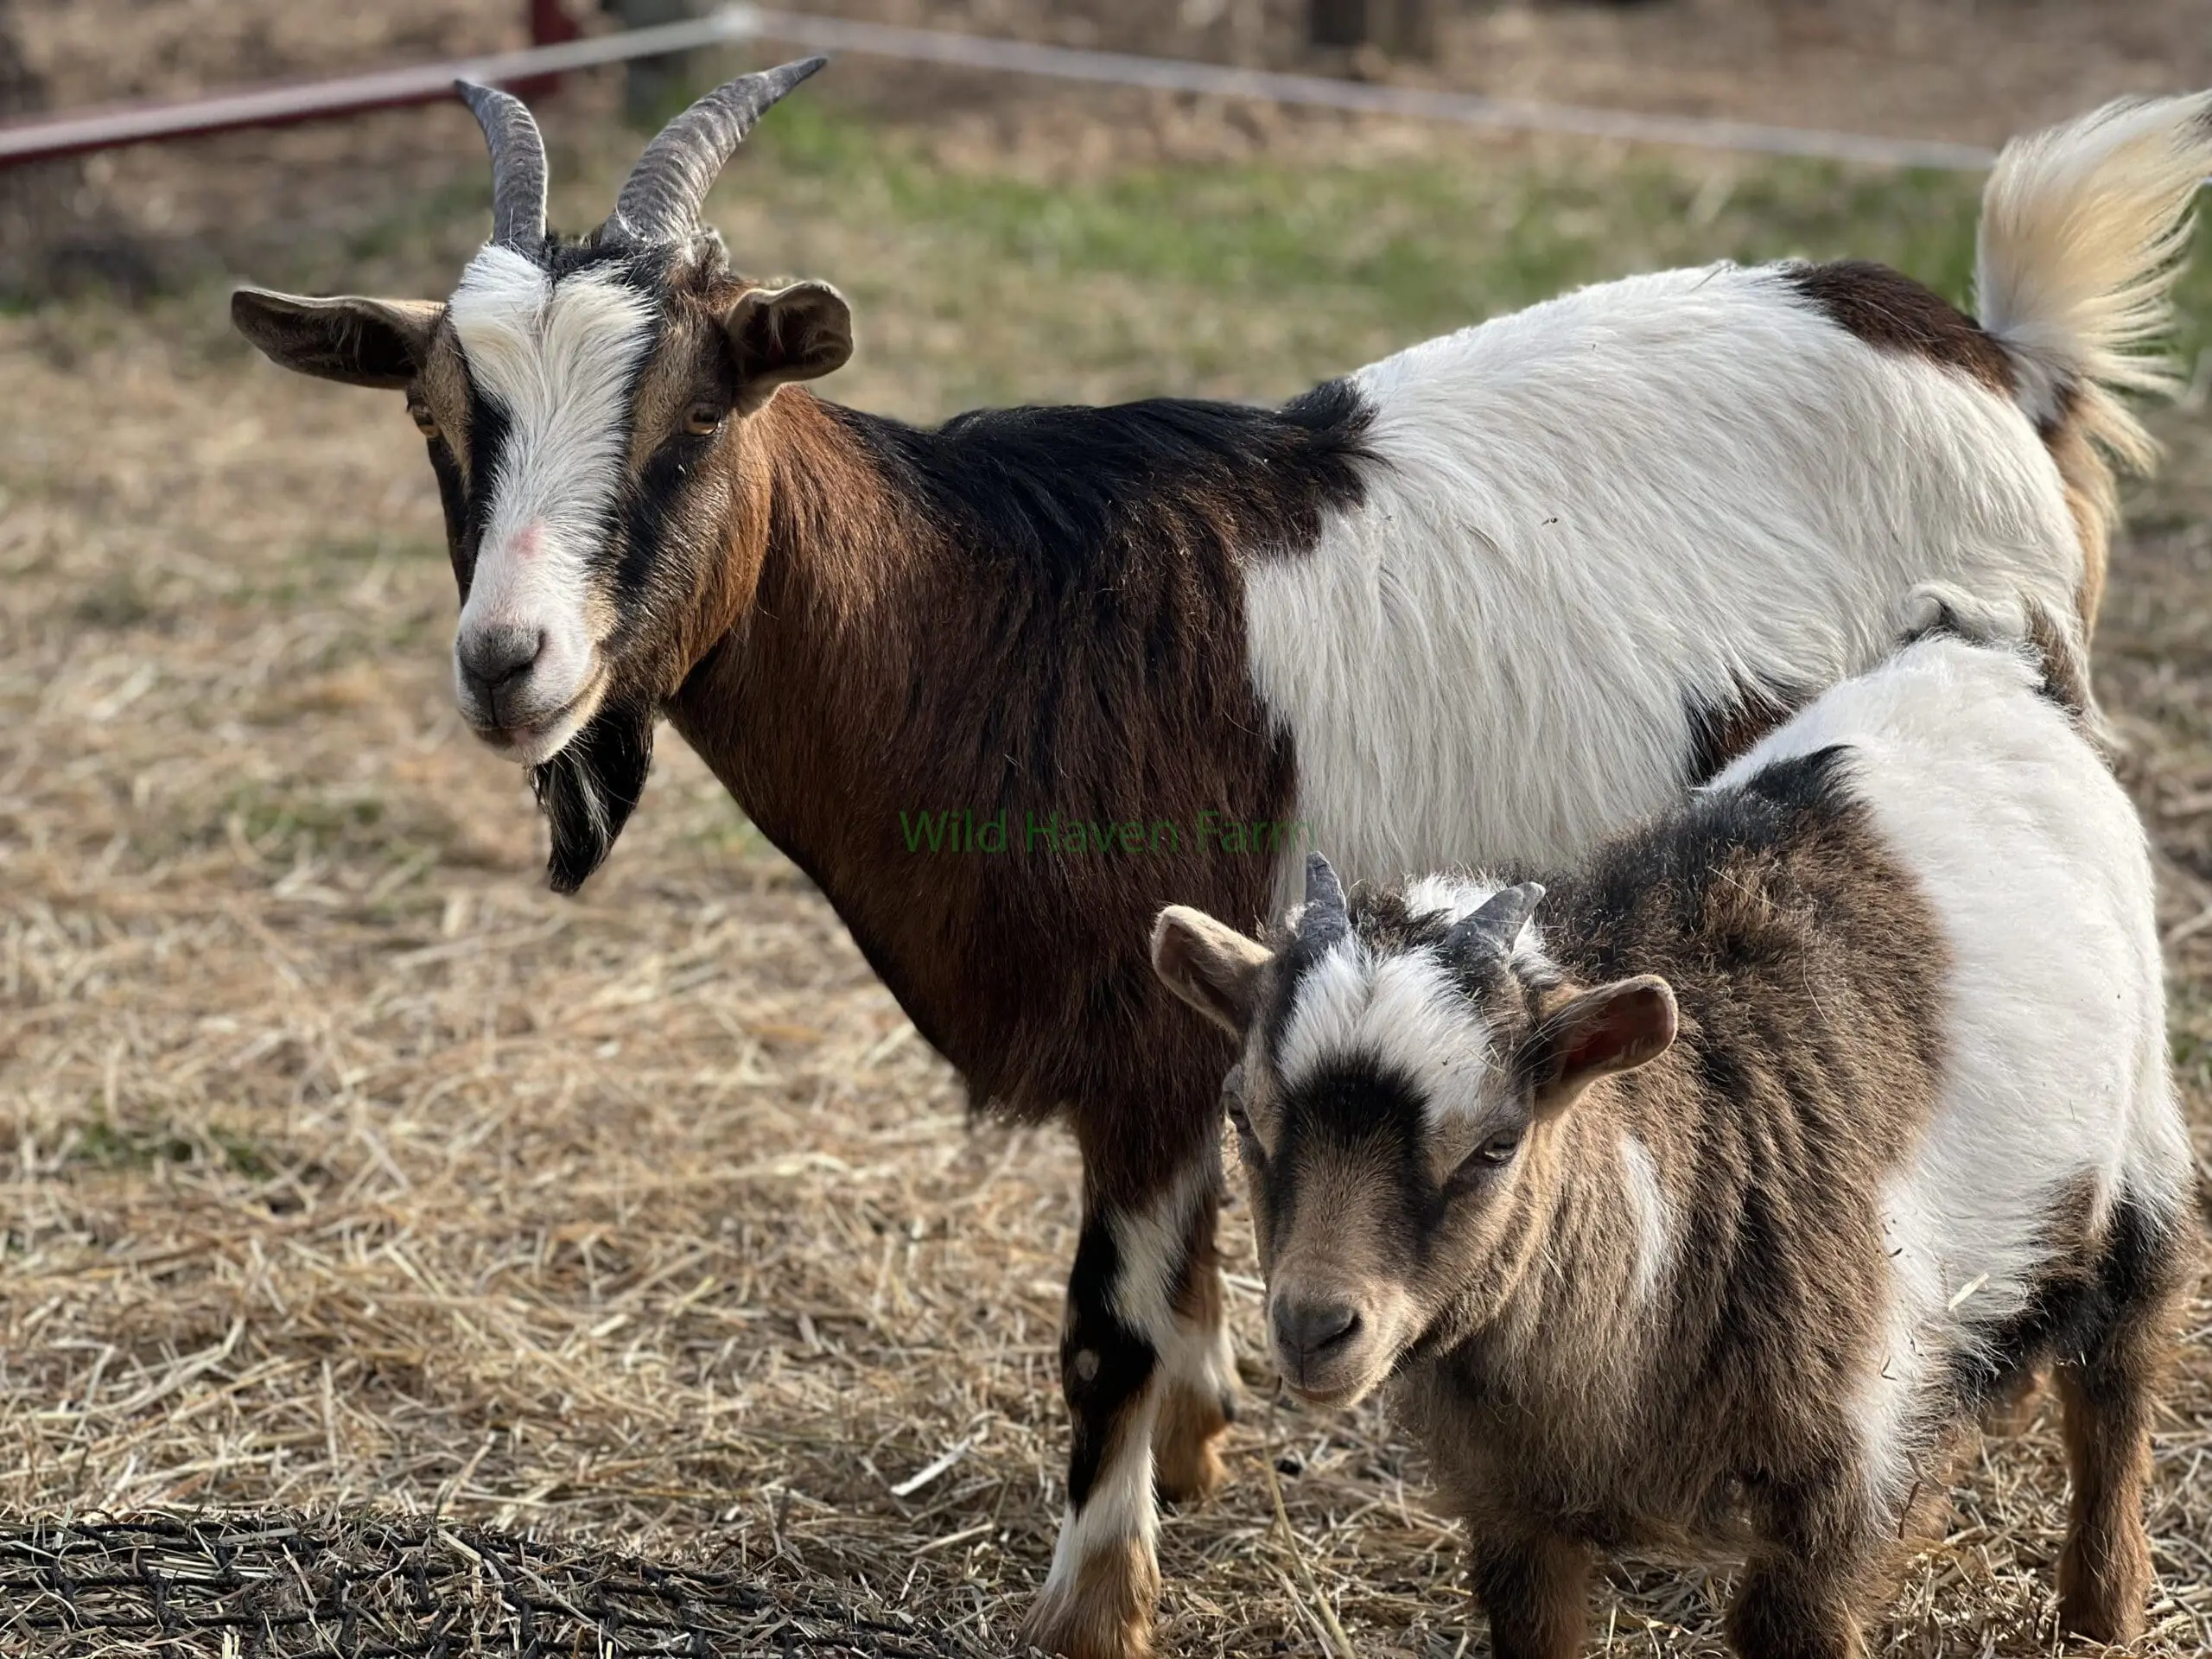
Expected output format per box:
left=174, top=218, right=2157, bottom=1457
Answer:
left=1310, top=0, right=1368, bottom=48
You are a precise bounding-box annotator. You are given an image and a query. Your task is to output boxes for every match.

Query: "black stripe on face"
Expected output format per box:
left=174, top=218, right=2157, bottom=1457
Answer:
left=607, top=283, right=720, bottom=626
left=615, top=417, right=718, bottom=613
left=426, top=439, right=471, bottom=596
left=1264, top=1059, right=1448, bottom=1266
left=458, top=381, right=512, bottom=596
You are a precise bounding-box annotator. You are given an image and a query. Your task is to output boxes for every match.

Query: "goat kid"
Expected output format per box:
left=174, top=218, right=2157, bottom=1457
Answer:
left=1152, top=627, right=2196, bottom=1656
left=232, top=67, right=2212, bottom=1657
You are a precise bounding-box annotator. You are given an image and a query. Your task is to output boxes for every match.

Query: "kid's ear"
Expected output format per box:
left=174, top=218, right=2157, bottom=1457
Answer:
left=725, top=280, right=853, bottom=413
left=1151, top=905, right=1272, bottom=1034
left=1529, top=975, right=1677, bottom=1114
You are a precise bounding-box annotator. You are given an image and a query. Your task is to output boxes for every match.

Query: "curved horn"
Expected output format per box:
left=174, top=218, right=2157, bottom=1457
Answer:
left=456, top=80, right=549, bottom=251
left=1298, top=853, right=1351, bottom=951
left=1440, top=882, right=1545, bottom=974
left=607, top=57, right=828, bottom=243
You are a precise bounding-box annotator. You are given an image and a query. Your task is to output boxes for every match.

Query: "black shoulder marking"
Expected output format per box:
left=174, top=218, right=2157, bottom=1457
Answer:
left=1539, top=744, right=1860, bottom=981
left=1280, top=376, right=1376, bottom=475
left=832, top=377, right=1376, bottom=594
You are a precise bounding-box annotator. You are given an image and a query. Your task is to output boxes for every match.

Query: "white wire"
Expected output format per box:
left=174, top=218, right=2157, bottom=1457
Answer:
left=0, top=3, right=2010, bottom=175
left=728, top=5, right=2000, bottom=173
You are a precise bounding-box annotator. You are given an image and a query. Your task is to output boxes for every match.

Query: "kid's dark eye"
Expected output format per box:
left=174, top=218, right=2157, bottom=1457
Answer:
left=1474, top=1132, right=1522, bottom=1166
left=1447, top=1132, right=1522, bottom=1191
left=1220, top=1065, right=1264, bottom=1159
left=683, top=401, right=724, bottom=436
left=408, top=401, right=439, bottom=438
left=1220, top=1065, right=1251, bottom=1129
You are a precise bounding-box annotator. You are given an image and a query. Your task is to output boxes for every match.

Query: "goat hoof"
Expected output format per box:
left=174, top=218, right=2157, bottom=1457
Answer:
left=2058, top=1594, right=2146, bottom=1646
left=1020, top=1536, right=1159, bottom=1659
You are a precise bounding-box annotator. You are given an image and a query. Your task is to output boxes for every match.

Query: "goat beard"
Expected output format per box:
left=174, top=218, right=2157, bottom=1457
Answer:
left=531, top=696, right=656, bottom=894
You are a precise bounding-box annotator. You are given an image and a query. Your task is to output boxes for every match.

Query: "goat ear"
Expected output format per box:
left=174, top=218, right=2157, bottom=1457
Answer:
left=1528, top=975, right=1677, bottom=1114
left=1152, top=906, right=1272, bottom=1035
left=231, top=287, right=443, bottom=390
left=531, top=699, right=656, bottom=894
left=725, top=280, right=853, bottom=413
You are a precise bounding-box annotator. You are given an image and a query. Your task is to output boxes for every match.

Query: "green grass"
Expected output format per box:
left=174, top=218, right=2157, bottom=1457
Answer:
left=733, top=101, right=2212, bottom=380
left=72, top=1115, right=273, bottom=1181
left=759, top=101, right=1993, bottom=317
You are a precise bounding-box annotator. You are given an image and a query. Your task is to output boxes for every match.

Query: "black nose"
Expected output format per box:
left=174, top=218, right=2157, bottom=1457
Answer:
left=1272, top=1297, right=1361, bottom=1365
left=457, top=624, right=543, bottom=693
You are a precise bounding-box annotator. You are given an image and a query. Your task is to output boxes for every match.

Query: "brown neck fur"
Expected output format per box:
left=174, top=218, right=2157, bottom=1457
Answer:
left=664, top=391, right=1295, bottom=1178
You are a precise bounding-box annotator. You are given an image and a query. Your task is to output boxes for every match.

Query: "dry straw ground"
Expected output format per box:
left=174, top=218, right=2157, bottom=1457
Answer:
left=4, top=15, right=2212, bottom=1659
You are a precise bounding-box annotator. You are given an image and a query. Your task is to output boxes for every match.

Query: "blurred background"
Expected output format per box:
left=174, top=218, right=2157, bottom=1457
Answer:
left=2, top=3, right=2209, bottom=1656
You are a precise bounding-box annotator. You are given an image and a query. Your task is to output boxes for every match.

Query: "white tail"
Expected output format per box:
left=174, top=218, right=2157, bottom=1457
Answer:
left=1976, top=92, right=2212, bottom=475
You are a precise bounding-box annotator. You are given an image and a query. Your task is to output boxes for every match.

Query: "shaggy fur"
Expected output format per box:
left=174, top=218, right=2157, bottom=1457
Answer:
left=1154, top=634, right=2195, bottom=1657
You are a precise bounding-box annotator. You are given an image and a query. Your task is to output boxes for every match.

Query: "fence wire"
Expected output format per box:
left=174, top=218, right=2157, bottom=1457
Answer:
left=0, top=3, right=2004, bottom=171
left=0, top=1512, right=988, bottom=1658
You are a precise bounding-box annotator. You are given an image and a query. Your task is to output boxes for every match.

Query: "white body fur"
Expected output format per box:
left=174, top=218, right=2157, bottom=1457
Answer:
left=1713, top=634, right=2190, bottom=1510
left=1249, top=91, right=2212, bottom=902
left=1249, top=262, right=2075, bottom=893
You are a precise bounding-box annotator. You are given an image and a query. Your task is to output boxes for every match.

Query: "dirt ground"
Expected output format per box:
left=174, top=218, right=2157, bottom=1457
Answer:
left=3, top=3, right=2212, bottom=1656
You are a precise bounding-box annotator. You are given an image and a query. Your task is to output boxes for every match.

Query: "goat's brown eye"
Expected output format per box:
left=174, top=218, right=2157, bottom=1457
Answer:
left=683, top=401, right=724, bottom=436
left=408, top=403, right=439, bottom=439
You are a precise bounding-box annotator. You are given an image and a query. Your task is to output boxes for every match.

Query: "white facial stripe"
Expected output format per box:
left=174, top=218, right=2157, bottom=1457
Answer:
left=1275, top=938, right=1495, bottom=1128
left=448, top=245, right=656, bottom=709
left=1274, top=938, right=1372, bottom=1085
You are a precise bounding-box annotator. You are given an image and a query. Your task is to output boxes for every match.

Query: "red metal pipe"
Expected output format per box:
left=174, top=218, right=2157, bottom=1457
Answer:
left=517, top=0, right=585, bottom=99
